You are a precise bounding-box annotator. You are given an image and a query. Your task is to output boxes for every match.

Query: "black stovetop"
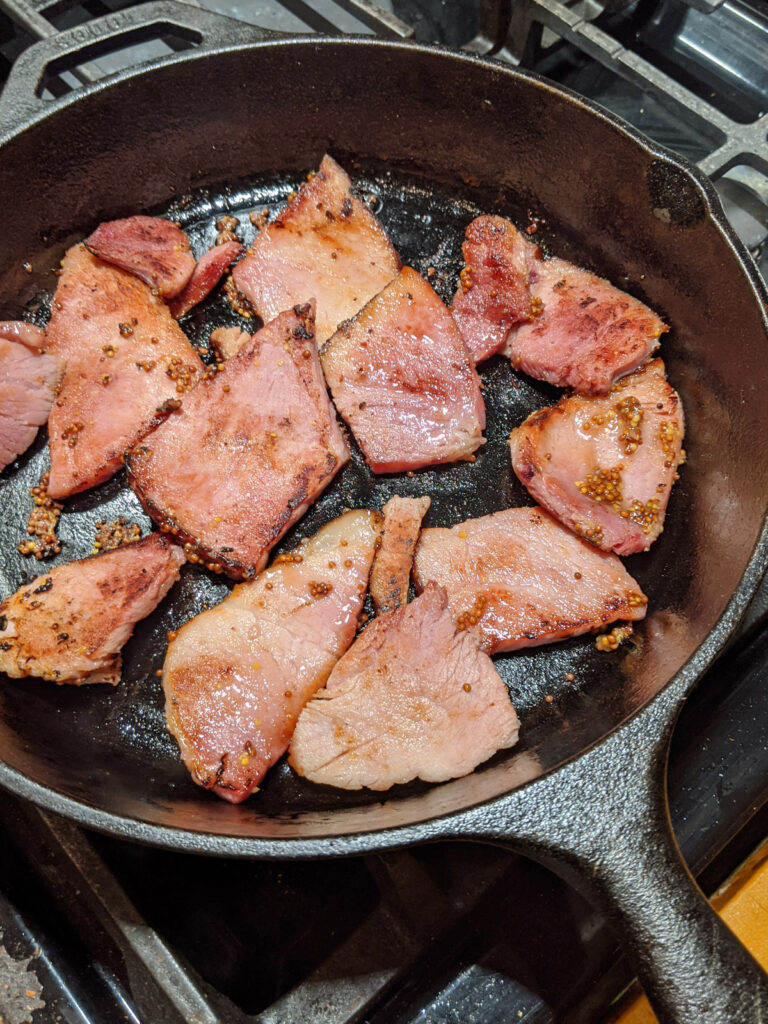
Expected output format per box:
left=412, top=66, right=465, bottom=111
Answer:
left=0, top=2, right=766, bottom=1022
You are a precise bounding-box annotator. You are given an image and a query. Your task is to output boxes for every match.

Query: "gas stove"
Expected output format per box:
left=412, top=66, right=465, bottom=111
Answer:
left=0, top=2, right=766, bottom=1022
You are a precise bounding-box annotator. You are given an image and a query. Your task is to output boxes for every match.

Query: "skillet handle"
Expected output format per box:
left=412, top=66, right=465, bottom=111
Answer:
left=462, top=686, right=768, bottom=1022
left=0, top=0, right=282, bottom=133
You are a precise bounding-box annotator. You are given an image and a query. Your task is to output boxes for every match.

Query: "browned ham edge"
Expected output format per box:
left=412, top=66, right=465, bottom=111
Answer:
left=369, top=495, right=431, bottom=615
left=0, top=534, right=185, bottom=685
left=168, top=241, right=244, bottom=319
left=84, top=216, right=195, bottom=298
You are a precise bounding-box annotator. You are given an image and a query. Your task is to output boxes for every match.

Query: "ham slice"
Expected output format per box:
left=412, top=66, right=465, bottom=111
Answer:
left=84, top=216, right=195, bottom=298
left=369, top=494, right=431, bottom=615
left=209, top=326, right=251, bottom=361
left=321, top=267, right=486, bottom=473
left=168, top=241, right=244, bottom=319
left=509, top=358, right=685, bottom=555
left=126, top=303, right=348, bottom=580
left=506, top=255, right=667, bottom=394
left=289, top=582, right=519, bottom=791
left=413, top=507, right=647, bottom=654
left=450, top=215, right=539, bottom=363
left=162, top=509, right=381, bottom=802
left=232, top=155, right=401, bottom=344
left=0, top=534, right=185, bottom=685
left=44, top=244, right=203, bottom=499
left=0, top=325, right=62, bottom=472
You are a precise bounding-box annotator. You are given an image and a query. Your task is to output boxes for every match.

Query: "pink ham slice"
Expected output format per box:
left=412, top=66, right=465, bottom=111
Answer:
left=413, top=507, right=647, bottom=654
left=232, top=155, right=401, bottom=344
left=45, top=244, right=204, bottom=499
left=509, top=358, right=685, bottom=555
left=0, top=534, right=185, bottom=685
left=289, top=582, right=519, bottom=791
left=162, top=509, right=381, bottom=802
left=84, top=215, right=195, bottom=298
left=506, top=255, right=667, bottom=394
left=369, top=494, right=431, bottom=614
left=321, top=266, right=486, bottom=473
left=0, top=324, right=62, bottom=472
left=168, top=241, right=244, bottom=319
left=450, top=215, right=539, bottom=363
left=126, top=303, right=348, bottom=580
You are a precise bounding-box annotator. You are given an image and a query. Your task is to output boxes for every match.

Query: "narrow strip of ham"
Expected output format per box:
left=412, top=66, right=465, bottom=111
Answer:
left=450, top=215, right=539, bottom=363
left=369, top=494, right=431, bottom=615
left=232, top=154, right=401, bottom=344
left=0, top=325, right=62, bottom=472
left=509, top=358, right=685, bottom=554
left=168, top=241, right=244, bottom=319
left=506, top=254, right=667, bottom=394
left=162, top=510, right=381, bottom=802
left=321, top=266, right=486, bottom=473
left=126, top=303, right=348, bottom=580
left=289, top=583, right=519, bottom=791
left=0, top=534, right=185, bottom=685
left=413, top=507, right=647, bottom=654
left=44, top=244, right=203, bottom=499
left=84, top=216, right=195, bottom=298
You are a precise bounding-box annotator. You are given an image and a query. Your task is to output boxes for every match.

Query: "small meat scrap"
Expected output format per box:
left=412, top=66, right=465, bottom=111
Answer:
left=232, top=155, right=401, bottom=344
left=0, top=323, right=62, bottom=473
left=506, top=256, right=667, bottom=394
left=0, top=534, right=185, bottom=685
left=370, top=494, right=431, bottom=614
left=509, top=359, right=685, bottom=555
left=209, top=326, right=251, bottom=361
left=17, top=473, right=62, bottom=560
left=168, top=241, right=244, bottom=319
left=289, top=582, right=519, bottom=791
left=162, top=510, right=381, bottom=802
left=126, top=303, right=348, bottom=580
left=45, top=244, right=203, bottom=498
left=450, top=216, right=539, bottom=363
left=413, top=507, right=647, bottom=654
left=84, top=215, right=195, bottom=298
left=93, top=518, right=142, bottom=552
left=321, top=267, right=486, bottom=473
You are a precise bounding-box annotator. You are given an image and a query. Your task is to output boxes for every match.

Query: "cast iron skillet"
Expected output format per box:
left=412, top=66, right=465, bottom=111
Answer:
left=1, top=3, right=768, bottom=1019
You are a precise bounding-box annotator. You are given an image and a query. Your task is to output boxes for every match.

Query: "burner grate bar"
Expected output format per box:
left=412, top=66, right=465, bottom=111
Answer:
left=331, top=0, right=413, bottom=38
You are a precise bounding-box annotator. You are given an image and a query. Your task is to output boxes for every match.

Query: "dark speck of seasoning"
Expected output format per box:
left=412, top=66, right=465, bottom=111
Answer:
left=0, top=642, right=11, bottom=651
left=57, top=633, right=69, bottom=644
left=341, top=197, right=352, bottom=217
left=0, top=616, right=5, bottom=631
left=33, top=579, right=52, bottom=594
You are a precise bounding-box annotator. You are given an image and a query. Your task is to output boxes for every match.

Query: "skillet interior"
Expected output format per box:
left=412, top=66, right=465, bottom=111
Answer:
left=0, top=39, right=766, bottom=846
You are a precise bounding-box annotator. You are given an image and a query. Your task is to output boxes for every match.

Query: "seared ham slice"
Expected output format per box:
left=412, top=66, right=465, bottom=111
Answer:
left=370, top=494, right=431, bottom=614
left=0, top=534, right=185, bottom=685
left=84, top=215, right=195, bottom=298
left=289, top=583, right=519, bottom=791
left=451, top=216, right=538, bottom=363
left=232, top=155, right=401, bottom=344
left=413, top=507, right=647, bottom=654
left=0, top=325, right=62, bottom=472
left=126, top=303, right=348, bottom=580
left=506, top=256, right=667, bottom=394
left=168, top=241, right=244, bottom=318
left=162, top=510, right=381, bottom=802
left=509, top=359, right=685, bottom=555
left=45, top=245, right=203, bottom=499
left=321, top=267, right=486, bottom=473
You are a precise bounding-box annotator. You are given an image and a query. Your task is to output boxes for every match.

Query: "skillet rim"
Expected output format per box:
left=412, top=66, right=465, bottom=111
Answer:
left=1, top=34, right=768, bottom=857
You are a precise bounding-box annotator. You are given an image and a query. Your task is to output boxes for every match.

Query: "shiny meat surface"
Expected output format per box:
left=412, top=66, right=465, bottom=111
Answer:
left=0, top=321, right=46, bottom=351
left=370, top=494, right=431, bottom=614
left=321, top=267, right=486, bottom=473
left=0, top=329, right=62, bottom=472
left=208, top=326, right=251, bottom=361
left=413, top=507, right=647, bottom=653
left=509, top=359, right=685, bottom=554
left=84, top=215, right=195, bottom=298
left=0, top=534, right=185, bottom=685
left=45, top=245, right=203, bottom=499
left=232, top=155, right=401, bottom=344
left=506, top=256, right=667, bottom=394
left=126, top=303, right=348, bottom=580
left=289, top=582, right=519, bottom=790
left=162, top=510, right=382, bottom=802
left=450, top=216, right=538, bottom=363
left=168, top=241, right=244, bottom=319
